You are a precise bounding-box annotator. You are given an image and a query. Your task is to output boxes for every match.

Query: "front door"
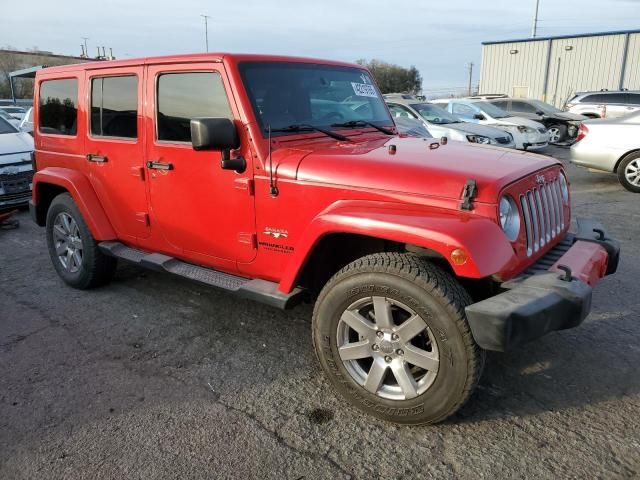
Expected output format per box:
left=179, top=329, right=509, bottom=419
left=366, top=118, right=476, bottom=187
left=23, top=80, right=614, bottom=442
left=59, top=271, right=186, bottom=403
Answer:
left=145, top=63, right=256, bottom=266
left=85, top=67, right=150, bottom=243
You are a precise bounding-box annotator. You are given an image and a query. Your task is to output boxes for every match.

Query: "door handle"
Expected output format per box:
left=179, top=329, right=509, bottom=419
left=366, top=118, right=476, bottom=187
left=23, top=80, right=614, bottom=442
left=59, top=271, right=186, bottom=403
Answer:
left=86, top=154, right=108, bottom=163
left=146, top=161, right=173, bottom=171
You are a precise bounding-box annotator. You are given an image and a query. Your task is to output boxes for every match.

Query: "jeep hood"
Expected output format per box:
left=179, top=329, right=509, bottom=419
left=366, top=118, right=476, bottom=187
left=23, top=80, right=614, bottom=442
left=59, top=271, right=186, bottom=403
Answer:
left=293, top=137, right=558, bottom=203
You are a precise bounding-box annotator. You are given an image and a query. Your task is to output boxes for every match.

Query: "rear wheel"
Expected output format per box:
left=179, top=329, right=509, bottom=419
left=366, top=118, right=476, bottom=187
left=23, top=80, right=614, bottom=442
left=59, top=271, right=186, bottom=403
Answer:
left=617, top=152, right=640, bottom=193
left=548, top=124, right=567, bottom=143
left=312, top=253, right=484, bottom=425
left=46, top=193, right=116, bottom=288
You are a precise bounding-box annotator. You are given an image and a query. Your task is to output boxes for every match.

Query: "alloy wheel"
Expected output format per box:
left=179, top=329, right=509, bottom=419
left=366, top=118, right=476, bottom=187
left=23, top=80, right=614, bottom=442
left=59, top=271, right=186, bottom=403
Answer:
left=624, top=159, right=640, bottom=187
left=52, top=212, right=84, bottom=273
left=548, top=127, right=561, bottom=143
left=336, top=296, right=439, bottom=400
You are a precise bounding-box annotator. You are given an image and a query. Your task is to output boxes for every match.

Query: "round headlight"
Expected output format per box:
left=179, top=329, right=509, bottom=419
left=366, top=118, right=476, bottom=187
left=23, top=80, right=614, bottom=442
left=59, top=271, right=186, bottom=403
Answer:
left=559, top=172, right=569, bottom=204
left=499, top=195, right=521, bottom=241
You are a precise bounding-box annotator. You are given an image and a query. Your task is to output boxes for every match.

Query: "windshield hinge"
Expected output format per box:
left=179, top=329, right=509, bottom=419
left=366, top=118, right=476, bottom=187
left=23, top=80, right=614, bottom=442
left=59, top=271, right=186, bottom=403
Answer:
left=460, top=179, right=477, bottom=211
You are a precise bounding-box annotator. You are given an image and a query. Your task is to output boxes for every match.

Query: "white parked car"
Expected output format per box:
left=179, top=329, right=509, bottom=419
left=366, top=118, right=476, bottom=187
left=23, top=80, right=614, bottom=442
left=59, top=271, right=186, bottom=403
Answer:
left=19, top=107, right=34, bottom=135
left=431, top=99, right=550, bottom=150
left=386, top=99, right=515, bottom=148
left=0, top=116, right=34, bottom=211
left=0, top=106, right=27, bottom=122
left=570, top=111, right=640, bottom=193
left=0, top=109, right=21, bottom=129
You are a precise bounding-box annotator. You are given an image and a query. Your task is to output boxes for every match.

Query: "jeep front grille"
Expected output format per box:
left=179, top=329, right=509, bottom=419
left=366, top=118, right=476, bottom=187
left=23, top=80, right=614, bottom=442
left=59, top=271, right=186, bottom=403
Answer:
left=520, top=177, right=565, bottom=256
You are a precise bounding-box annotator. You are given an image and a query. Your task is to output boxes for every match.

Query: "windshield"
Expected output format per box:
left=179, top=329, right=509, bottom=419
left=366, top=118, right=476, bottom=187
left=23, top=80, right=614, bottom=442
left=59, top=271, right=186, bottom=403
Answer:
left=474, top=101, right=510, bottom=118
left=528, top=99, right=562, bottom=114
left=0, top=116, right=18, bottom=134
left=410, top=103, right=461, bottom=124
left=239, top=62, right=393, bottom=137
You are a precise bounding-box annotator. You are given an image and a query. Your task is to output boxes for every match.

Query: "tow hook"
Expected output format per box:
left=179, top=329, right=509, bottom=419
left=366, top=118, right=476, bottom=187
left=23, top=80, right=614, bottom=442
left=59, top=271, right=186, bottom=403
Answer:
left=557, top=265, right=573, bottom=282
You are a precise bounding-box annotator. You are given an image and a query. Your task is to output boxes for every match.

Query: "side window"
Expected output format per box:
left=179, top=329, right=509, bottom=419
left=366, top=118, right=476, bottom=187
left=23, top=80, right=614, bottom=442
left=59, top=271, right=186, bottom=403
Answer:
left=157, top=72, right=232, bottom=142
left=493, top=100, right=509, bottom=110
left=91, top=75, right=138, bottom=138
left=388, top=104, right=417, bottom=119
left=604, top=93, right=627, bottom=104
left=512, top=101, right=536, bottom=113
left=582, top=94, right=608, bottom=104
left=452, top=103, right=476, bottom=117
left=628, top=93, right=640, bottom=106
left=39, top=78, right=78, bottom=135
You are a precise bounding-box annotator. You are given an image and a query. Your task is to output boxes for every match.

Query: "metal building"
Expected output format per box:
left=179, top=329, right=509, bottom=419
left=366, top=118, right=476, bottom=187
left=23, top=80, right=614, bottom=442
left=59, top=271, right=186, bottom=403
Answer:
left=479, top=29, right=640, bottom=106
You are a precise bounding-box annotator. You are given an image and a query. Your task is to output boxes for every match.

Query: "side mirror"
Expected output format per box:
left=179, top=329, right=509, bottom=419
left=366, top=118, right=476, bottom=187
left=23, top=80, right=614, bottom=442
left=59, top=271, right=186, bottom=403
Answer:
left=536, top=110, right=545, bottom=116
left=191, top=117, right=240, bottom=151
left=473, top=113, right=486, bottom=120
left=190, top=118, right=246, bottom=173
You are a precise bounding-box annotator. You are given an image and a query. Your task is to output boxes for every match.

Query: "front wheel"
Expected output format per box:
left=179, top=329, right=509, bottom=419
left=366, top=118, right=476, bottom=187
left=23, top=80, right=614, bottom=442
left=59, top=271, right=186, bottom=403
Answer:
left=617, top=152, right=640, bottom=193
left=312, top=253, right=484, bottom=425
left=548, top=124, right=568, bottom=143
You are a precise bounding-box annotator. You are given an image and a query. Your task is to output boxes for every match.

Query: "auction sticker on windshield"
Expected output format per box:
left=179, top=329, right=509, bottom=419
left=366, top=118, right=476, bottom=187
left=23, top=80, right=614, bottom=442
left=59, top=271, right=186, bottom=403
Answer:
left=351, top=82, right=378, bottom=98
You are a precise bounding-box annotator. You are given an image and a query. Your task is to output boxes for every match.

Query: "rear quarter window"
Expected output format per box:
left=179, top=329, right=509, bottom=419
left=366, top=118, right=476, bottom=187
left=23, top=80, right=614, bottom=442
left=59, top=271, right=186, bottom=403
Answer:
left=39, top=78, right=78, bottom=135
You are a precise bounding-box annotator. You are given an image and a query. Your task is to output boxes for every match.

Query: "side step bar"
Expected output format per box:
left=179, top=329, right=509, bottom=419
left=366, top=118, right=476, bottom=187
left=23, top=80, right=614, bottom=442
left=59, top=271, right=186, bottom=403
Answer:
left=99, top=241, right=303, bottom=310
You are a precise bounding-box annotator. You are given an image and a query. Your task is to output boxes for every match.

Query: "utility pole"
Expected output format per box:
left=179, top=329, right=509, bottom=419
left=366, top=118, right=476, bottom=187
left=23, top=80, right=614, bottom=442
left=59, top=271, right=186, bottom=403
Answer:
left=531, top=0, right=540, bottom=38
left=467, top=62, right=474, bottom=96
left=200, top=15, right=211, bottom=52
left=81, top=37, right=89, bottom=57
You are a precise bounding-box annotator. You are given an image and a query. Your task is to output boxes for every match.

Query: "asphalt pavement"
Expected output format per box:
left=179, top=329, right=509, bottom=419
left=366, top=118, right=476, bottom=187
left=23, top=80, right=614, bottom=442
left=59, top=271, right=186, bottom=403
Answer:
left=1, top=146, right=638, bottom=479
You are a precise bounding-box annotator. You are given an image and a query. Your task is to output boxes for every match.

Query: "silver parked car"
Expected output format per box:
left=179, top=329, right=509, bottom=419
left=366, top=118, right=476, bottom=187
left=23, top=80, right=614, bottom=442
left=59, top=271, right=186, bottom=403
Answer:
left=565, top=90, right=640, bottom=119
left=0, top=105, right=27, bottom=122
left=18, top=107, right=33, bottom=135
left=0, top=116, right=35, bottom=211
left=570, top=111, right=640, bottom=193
left=386, top=100, right=515, bottom=148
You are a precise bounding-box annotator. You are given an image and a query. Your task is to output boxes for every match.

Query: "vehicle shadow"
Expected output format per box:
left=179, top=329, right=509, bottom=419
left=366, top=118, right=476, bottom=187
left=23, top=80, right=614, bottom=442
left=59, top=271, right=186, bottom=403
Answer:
left=453, top=308, right=639, bottom=423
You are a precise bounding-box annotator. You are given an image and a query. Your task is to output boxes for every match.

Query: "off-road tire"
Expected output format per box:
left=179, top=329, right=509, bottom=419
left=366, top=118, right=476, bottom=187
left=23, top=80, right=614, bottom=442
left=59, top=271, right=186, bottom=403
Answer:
left=46, top=193, right=116, bottom=288
left=617, top=152, right=640, bottom=193
left=312, top=252, right=484, bottom=425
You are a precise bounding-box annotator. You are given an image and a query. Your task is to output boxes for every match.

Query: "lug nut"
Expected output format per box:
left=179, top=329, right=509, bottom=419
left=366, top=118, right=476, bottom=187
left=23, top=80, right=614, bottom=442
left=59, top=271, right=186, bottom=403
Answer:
left=396, top=349, right=404, bottom=356
left=391, top=333, right=399, bottom=341
left=372, top=344, right=380, bottom=352
left=384, top=356, right=392, bottom=363
left=376, top=331, right=384, bottom=338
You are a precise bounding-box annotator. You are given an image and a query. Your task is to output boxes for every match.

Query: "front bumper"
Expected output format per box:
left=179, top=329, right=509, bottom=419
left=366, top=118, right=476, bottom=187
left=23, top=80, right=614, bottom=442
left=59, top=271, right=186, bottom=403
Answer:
left=465, top=218, right=620, bottom=351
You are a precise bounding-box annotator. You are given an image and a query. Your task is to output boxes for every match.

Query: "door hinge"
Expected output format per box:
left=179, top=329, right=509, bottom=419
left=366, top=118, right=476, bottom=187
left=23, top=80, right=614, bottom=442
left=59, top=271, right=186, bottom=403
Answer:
left=136, top=212, right=150, bottom=227
left=234, top=178, right=254, bottom=196
left=131, top=166, right=145, bottom=181
left=238, top=232, right=257, bottom=248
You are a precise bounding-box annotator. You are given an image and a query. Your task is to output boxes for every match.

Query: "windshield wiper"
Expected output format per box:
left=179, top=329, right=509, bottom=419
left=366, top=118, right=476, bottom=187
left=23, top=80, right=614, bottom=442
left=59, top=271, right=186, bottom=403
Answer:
left=269, top=124, right=350, bottom=141
left=331, top=120, right=394, bottom=135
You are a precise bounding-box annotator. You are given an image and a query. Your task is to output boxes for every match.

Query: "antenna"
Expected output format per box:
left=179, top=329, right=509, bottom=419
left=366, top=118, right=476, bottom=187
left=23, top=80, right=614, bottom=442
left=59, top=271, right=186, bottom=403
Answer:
left=268, top=125, right=278, bottom=197
left=200, top=14, right=211, bottom=52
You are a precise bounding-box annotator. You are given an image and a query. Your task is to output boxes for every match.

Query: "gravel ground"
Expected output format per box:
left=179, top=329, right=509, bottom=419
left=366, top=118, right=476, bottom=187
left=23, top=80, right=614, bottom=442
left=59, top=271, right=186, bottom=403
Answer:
left=1, top=146, right=638, bottom=479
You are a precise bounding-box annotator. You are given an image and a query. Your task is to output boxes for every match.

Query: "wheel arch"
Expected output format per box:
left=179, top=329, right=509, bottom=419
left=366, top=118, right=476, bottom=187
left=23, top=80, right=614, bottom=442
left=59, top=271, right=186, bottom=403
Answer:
left=33, top=167, right=116, bottom=239
left=614, top=148, right=640, bottom=173
left=279, top=201, right=517, bottom=293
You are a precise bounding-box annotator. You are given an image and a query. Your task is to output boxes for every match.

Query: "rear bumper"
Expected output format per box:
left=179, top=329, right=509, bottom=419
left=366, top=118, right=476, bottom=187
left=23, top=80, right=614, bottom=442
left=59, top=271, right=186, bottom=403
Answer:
left=465, top=218, right=620, bottom=351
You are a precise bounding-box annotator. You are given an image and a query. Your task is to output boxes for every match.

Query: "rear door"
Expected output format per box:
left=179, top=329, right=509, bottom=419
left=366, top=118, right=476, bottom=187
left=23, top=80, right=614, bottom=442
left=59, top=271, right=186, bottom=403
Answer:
left=144, top=63, right=256, bottom=266
left=85, top=67, right=149, bottom=243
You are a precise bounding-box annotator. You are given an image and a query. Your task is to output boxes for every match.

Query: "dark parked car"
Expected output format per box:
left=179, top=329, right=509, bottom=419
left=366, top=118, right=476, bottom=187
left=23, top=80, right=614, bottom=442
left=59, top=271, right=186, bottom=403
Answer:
left=489, top=98, right=587, bottom=143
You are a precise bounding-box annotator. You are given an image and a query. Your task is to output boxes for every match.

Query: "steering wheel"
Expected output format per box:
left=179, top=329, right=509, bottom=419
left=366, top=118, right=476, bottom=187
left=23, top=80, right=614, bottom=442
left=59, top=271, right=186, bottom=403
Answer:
left=320, top=112, right=345, bottom=123
left=341, top=95, right=356, bottom=103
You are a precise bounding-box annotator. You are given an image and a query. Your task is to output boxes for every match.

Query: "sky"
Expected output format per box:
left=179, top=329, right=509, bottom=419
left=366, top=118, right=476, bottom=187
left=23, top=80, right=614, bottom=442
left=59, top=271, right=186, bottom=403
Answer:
left=3, top=0, right=640, bottom=93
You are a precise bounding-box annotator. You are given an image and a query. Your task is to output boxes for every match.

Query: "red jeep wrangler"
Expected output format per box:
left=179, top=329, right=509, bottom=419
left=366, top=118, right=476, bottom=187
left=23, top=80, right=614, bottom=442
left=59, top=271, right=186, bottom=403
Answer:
left=30, top=54, right=620, bottom=424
